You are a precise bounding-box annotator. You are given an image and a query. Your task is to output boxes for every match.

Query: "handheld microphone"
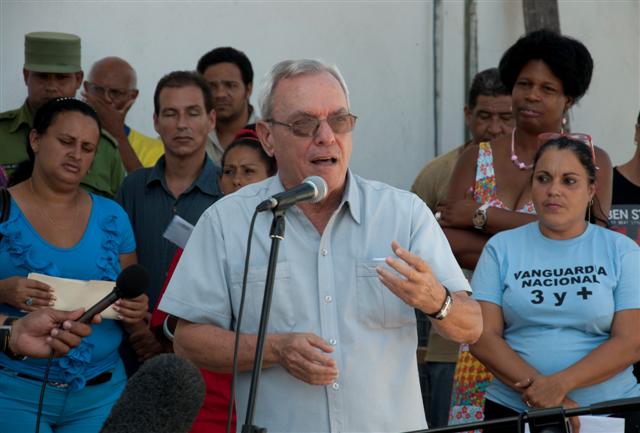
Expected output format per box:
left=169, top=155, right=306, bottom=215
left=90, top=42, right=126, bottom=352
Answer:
left=78, top=264, right=149, bottom=323
left=100, top=353, right=206, bottom=433
left=256, top=176, right=328, bottom=212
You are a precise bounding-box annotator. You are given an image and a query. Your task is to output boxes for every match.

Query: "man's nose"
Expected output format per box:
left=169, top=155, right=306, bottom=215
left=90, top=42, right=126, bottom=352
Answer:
left=313, top=119, right=336, bottom=145
left=487, top=117, right=503, bottom=136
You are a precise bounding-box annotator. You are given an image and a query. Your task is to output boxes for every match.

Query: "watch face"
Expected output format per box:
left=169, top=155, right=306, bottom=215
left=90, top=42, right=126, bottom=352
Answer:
left=473, top=210, right=486, bottom=228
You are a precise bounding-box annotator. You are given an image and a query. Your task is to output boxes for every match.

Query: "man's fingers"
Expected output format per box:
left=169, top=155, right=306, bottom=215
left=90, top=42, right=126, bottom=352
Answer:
left=286, top=355, right=338, bottom=385
left=50, top=328, right=82, bottom=348
left=306, top=334, right=335, bottom=354
left=119, top=97, right=135, bottom=114
left=63, top=308, right=86, bottom=322
left=47, top=338, right=72, bottom=356
left=390, top=241, right=430, bottom=273
left=60, top=320, right=92, bottom=338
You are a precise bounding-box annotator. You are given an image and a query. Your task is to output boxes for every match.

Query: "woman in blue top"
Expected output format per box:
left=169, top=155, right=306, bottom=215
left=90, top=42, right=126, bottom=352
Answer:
left=471, top=136, right=640, bottom=433
left=0, top=98, right=148, bottom=433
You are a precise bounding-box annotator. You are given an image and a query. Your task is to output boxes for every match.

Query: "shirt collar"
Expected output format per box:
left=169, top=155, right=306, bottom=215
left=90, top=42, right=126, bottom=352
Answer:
left=270, top=169, right=361, bottom=225
left=147, top=155, right=222, bottom=197
left=340, top=169, right=361, bottom=224
left=9, top=101, right=34, bottom=133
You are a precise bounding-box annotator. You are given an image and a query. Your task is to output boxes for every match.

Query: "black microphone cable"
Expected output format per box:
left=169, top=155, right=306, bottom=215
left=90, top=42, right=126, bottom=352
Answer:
left=35, top=349, right=54, bottom=433
left=226, top=207, right=260, bottom=433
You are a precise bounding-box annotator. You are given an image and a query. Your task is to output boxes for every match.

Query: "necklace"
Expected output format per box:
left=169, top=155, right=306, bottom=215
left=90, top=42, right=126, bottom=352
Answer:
left=510, top=128, right=533, bottom=170
left=29, top=178, right=80, bottom=230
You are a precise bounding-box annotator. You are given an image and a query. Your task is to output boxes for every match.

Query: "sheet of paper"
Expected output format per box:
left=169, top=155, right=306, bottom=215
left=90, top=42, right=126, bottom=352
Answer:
left=162, top=214, right=195, bottom=249
left=28, top=273, right=119, bottom=320
left=524, top=415, right=624, bottom=433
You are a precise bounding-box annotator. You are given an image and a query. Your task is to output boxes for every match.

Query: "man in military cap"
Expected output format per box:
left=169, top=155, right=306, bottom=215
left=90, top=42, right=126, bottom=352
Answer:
left=0, top=32, right=125, bottom=197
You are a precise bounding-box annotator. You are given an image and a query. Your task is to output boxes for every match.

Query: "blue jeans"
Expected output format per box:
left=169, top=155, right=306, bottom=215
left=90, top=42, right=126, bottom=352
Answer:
left=0, top=361, right=126, bottom=433
left=426, top=361, right=456, bottom=428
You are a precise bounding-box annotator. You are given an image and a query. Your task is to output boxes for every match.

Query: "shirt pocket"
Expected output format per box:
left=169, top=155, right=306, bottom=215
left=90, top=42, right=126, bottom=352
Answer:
left=230, top=262, right=296, bottom=333
left=356, top=261, right=416, bottom=329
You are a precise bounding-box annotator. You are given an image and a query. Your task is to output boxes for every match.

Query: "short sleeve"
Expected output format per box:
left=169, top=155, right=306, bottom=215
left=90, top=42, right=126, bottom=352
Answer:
left=158, top=206, right=233, bottom=327
left=471, top=241, right=504, bottom=306
left=614, top=247, right=640, bottom=312
left=409, top=195, right=471, bottom=294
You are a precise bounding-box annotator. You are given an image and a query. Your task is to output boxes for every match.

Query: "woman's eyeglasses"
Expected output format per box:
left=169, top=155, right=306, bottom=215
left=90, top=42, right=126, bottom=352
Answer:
left=537, top=132, right=596, bottom=165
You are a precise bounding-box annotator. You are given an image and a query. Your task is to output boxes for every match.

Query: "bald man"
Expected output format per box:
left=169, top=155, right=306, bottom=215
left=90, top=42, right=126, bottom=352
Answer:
left=83, top=57, right=164, bottom=171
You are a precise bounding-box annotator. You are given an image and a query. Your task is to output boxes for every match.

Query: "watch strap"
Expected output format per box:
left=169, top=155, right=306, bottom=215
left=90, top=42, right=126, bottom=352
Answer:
left=426, top=286, right=453, bottom=320
left=1, top=317, right=27, bottom=360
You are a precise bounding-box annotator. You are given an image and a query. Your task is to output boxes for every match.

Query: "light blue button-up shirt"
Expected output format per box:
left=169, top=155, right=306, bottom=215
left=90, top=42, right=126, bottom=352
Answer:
left=160, top=170, right=471, bottom=433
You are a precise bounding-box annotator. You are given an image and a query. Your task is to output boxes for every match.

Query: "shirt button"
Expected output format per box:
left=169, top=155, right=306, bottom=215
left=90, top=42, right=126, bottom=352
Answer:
left=324, top=295, right=332, bottom=303
left=173, top=207, right=177, bottom=213
left=329, top=339, right=337, bottom=346
left=321, top=248, right=328, bottom=256
left=332, top=382, right=340, bottom=390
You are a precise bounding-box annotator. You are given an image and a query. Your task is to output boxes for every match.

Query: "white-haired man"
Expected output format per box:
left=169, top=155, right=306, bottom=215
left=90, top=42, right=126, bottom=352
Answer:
left=159, top=59, right=482, bottom=432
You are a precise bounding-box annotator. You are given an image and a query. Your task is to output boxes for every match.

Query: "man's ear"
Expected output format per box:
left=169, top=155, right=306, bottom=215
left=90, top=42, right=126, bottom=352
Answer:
left=246, top=82, right=253, bottom=99
left=153, top=113, right=159, bottom=135
left=463, top=105, right=473, bottom=130
left=23, top=68, right=30, bottom=86
left=256, top=121, right=275, bottom=157
left=207, top=109, right=217, bottom=133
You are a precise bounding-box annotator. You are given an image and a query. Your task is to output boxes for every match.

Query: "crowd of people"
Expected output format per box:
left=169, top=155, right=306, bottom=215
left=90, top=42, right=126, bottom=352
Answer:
left=0, top=26, right=638, bottom=433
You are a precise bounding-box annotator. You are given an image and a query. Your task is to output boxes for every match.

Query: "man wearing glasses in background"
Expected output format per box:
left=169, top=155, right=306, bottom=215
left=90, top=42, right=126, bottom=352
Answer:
left=0, top=32, right=124, bottom=198
left=160, top=59, right=482, bottom=432
left=84, top=57, right=164, bottom=172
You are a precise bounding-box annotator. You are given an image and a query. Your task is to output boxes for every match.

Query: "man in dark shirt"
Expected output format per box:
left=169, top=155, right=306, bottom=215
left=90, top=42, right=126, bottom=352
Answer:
left=116, top=71, right=222, bottom=367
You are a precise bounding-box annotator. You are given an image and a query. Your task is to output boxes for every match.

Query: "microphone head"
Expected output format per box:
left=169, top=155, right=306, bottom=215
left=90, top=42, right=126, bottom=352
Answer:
left=100, top=354, right=206, bottom=433
left=304, top=176, right=328, bottom=203
left=115, top=264, right=149, bottom=299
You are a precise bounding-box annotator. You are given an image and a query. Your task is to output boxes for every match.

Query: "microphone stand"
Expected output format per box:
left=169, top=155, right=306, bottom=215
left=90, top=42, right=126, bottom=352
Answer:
left=242, top=209, right=286, bottom=433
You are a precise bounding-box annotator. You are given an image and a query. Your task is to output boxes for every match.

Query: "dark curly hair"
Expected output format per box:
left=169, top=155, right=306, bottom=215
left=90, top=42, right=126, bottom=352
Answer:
left=499, top=29, right=593, bottom=102
left=532, top=136, right=606, bottom=225
left=197, top=47, right=253, bottom=86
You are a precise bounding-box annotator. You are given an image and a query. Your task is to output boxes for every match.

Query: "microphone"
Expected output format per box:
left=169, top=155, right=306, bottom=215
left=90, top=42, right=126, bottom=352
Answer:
left=100, top=353, right=206, bottom=433
left=256, top=176, right=328, bottom=212
left=78, top=264, right=149, bottom=323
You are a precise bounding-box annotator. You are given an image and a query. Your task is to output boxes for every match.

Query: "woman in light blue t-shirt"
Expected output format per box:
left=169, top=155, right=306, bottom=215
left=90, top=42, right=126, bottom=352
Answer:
left=471, top=136, right=640, bottom=433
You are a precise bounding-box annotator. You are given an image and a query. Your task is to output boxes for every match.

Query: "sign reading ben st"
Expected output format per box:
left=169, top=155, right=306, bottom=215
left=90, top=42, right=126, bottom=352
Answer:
left=609, top=204, right=640, bottom=245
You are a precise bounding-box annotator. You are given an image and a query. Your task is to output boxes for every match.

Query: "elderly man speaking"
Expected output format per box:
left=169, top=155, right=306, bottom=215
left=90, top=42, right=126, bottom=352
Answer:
left=159, top=59, right=482, bottom=433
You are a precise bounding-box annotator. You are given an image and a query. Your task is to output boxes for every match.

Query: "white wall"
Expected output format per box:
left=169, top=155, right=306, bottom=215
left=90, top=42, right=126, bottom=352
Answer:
left=1, top=0, right=638, bottom=190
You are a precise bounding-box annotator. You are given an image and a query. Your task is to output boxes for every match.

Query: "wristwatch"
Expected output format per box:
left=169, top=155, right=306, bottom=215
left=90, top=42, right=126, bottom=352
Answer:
left=0, top=317, right=27, bottom=360
left=472, top=202, right=491, bottom=230
left=426, top=286, right=453, bottom=321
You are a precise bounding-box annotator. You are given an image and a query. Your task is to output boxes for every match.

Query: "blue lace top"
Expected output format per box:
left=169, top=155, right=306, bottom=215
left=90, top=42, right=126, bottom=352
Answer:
left=0, top=193, right=136, bottom=390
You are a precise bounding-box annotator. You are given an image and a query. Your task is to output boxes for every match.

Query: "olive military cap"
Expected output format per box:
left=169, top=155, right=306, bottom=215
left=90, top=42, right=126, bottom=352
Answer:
left=24, top=32, right=81, bottom=73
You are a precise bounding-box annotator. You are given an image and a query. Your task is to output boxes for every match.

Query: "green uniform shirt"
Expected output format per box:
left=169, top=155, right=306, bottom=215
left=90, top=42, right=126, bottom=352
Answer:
left=0, top=101, right=125, bottom=197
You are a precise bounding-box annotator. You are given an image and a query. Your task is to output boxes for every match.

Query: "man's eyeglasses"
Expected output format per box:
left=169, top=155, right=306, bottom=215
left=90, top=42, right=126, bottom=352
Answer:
left=267, top=113, right=357, bottom=138
left=538, top=132, right=596, bottom=165
left=84, top=81, right=134, bottom=102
